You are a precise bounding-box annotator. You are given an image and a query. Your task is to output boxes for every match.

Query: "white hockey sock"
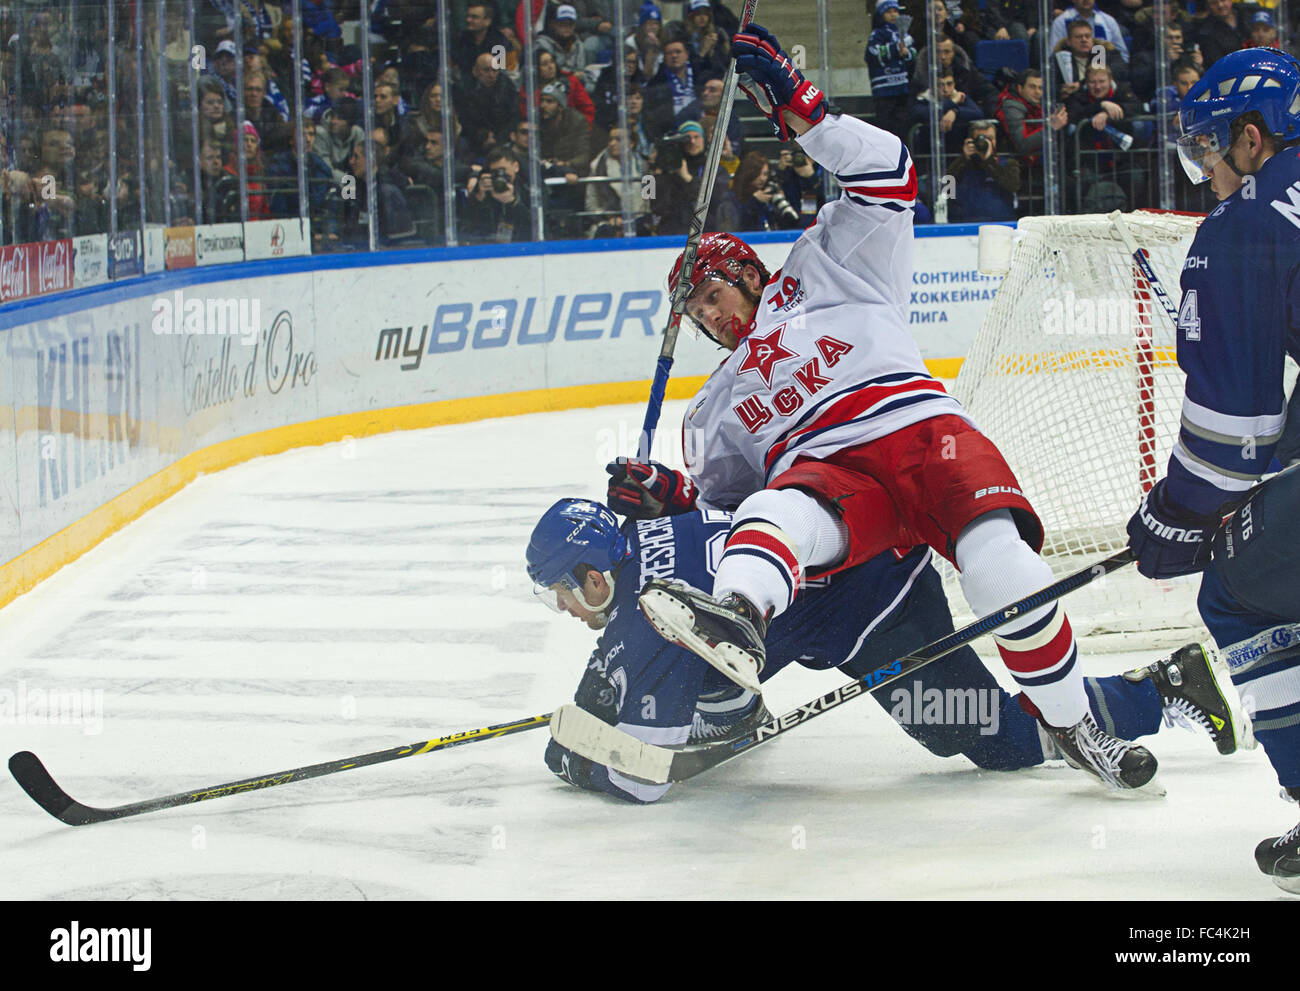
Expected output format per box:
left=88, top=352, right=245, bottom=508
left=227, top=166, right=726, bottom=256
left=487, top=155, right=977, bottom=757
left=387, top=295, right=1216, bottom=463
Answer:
left=713, top=488, right=849, bottom=618
left=956, top=510, right=1087, bottom=728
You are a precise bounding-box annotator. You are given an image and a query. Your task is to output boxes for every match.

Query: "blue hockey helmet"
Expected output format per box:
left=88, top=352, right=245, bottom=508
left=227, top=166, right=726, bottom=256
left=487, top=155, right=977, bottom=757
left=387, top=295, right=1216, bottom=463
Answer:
left=1177, top=47, right=1300, bottom=183
left=525, top=498, right=630, bottom=621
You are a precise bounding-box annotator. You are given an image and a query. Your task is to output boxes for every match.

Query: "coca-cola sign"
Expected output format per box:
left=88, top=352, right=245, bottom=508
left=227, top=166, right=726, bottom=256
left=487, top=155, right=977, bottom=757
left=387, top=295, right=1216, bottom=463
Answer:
left=37, top=239, right=72, bottom=294
left=0, top=244, right=30, bottom=302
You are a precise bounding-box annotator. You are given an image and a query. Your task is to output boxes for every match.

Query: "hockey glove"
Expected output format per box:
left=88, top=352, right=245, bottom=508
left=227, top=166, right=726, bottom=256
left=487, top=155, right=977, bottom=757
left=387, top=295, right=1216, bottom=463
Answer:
left=605, top=458, right=698, bottom=519
left=1126, top=479, right=1215, bottom=579
left=731, top=23, right=826, bottom=141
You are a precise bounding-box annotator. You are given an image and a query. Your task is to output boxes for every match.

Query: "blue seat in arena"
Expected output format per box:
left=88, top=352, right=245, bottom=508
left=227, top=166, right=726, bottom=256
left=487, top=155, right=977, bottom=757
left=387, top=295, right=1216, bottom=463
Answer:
left=974, top=39, right=1029, bottom=76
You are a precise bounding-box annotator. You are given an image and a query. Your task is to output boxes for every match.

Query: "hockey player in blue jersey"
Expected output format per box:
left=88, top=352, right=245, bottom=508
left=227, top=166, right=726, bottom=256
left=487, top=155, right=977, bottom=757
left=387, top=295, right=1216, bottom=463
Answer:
left=528, top=498, right=1240, bottom=804
left=1125, top=46, right=1300, bottom=892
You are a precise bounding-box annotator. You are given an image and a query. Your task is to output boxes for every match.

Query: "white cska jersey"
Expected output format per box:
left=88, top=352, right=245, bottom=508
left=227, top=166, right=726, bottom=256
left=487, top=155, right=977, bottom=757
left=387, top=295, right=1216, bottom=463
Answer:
left=682, top=114, right=974, bottom=511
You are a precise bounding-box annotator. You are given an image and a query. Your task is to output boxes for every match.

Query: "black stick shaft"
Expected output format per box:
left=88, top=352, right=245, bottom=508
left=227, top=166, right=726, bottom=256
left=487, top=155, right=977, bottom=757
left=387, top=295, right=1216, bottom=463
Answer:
left=9, top=714, right=552, bottom=826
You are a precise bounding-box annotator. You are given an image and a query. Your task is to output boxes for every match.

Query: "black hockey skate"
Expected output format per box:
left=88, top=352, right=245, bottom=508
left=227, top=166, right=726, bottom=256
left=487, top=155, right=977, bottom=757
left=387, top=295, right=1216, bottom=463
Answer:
left=638, top=578, right=767, bottom=693
left=1040, top=712, right=1161, bottom=792
left=1124, top=643, right=1243, bottom=756
left=1255, top=788, right=1300, bottom=895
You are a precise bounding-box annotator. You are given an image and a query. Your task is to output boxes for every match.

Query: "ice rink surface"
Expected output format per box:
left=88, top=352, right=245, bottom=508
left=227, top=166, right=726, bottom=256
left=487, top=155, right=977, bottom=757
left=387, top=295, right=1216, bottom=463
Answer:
left=1, top=401, right=1295, bottom=901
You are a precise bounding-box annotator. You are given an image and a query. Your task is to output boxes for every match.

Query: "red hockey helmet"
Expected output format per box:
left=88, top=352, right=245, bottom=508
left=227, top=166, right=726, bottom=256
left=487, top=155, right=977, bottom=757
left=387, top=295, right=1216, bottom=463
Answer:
left=667, top=233, right=770, bottom=342
left=667, top=232, right=770, bottom=298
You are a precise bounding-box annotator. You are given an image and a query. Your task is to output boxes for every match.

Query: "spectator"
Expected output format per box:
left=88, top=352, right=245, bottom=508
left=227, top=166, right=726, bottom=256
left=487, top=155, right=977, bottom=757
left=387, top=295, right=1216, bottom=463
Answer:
left=1065, top=64, right=1146, bottom=209
left=1149, top=61, right=1201, bottom=119
left=945, top=119, right=1019, bottom=221
left=1192, top=0, right=1247, bottom=70
left=462, top=145, right=532, bottom=242
left=192, top=141, right=229, bottom=224
left=629, top=4, right=666, bottom=80
left=776, top=143, right=824, bottom=228
left=675, top=76, right=742, bottom=156
left=373, top=82, right=415, bottom=151
left=592, top=47, right=654, bottom=133
left=244, top=72, right=289, bottom=154
left=1131, top=21, right=1202, bottom=101
left=406, top=82, right=464, bottom=161
left=305, top=68, right=354, bottom=122
left=226, top=121, right=271, bottom=221
left=625, top=84, right=668, bottom=160
left=996, top=68, right=1068, bottom=164
left=403, top=26, right=442, bottom=102
left=29, top=128, right=77, bottom=237
left=866, top=0, right=918, bottom=140
left=648, top=37, right=716, bottom=119
left=913, top=70, right=983, bottom=156
left=265, top=117, right=335, bottom=220
left=401, top=127, right=448, bottom=189
left=342, top=128, right=415, bottom=246
left=315, top=97, right=364, bottom=185
left=1048, top=0, right=1129, bottom=61
left=538, top=82, right=592, bottom=178
left=198, top=77, right=237, bottom=163
left=537, top=5, right=593, bottom=83
left=1132, top=0, right=1194, bottom=51
left=453, top=2, right=512, bottom=83
left=1053, top=19, right=1128, bottom=101
left=731, top=151, right=799, bottom=231
left=585, top=125, right=649, bottom=232
left=649, top=119, right=734, bottom=234
left=206, top=40, right=241, bottom=110
left=1247, top=11, right=1287, bottom=53
left=681, top=0, right=730, bottom=75
left=245, top=48, right=290, bottom=121
left=457, top=52, right=522, bottom=157
left=529, top=50, right=597, bottom=128
left=580, top=5, right=618, bottom=69
left=913, top=37, right=996, bottom=114
left=376, top=66, right=413, bottom=115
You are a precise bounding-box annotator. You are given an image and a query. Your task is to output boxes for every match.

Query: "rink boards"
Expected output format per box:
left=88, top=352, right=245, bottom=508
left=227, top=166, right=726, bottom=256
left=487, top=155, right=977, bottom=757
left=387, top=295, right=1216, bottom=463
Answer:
left=0, top=229, right=999, bottom=607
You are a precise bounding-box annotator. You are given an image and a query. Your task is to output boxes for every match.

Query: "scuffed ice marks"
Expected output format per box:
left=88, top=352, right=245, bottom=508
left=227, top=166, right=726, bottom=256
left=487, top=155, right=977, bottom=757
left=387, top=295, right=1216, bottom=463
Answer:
left=50, top=874, right=419, bottom=901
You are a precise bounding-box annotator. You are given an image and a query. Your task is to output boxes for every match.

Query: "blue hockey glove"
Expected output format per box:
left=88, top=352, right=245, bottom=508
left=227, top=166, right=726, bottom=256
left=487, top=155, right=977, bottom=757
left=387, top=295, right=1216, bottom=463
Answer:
left=605, top=458, right=697, bottom=519
left=1126, top=480, right=1215, bottom=579
left=731, top=23, right=826, bottom=140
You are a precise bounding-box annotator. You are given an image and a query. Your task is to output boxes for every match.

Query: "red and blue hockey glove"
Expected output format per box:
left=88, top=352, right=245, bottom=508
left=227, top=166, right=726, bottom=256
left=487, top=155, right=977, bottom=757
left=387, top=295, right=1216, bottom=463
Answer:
left=1126, top=480, right=1216, bottom=579
left=731, top=23, right=826, bottom=141
left=605, top=458, right=698, bottom=519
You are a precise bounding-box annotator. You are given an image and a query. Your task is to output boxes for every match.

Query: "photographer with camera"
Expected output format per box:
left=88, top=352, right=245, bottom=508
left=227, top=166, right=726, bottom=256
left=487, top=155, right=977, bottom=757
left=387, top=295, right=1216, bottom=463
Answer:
left=462, top=145, right=532, bottom=243
left=648, top=120, right=735, bottom=236
left=776, top=144, right=824, bottom=228
left=943, top=119, right=1019, bottom=222
left=730, top=150, right=799, bottom=232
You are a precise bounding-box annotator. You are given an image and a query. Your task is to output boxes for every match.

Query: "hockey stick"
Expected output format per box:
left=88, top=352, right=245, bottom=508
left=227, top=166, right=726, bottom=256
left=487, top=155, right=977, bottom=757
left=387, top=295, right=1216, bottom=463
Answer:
left=8, top=712, right=551, bottom=826
left=637, top=0, right=758, bottom=459
left=1108, top=210, right=1181, bottom=327
left=551, top=548, right=1137, bottom=784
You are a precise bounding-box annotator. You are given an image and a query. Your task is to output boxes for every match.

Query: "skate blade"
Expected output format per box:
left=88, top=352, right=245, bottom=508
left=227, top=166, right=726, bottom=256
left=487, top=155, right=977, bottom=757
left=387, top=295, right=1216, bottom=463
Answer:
left=1272, top=875, right=1300, bottom=896
left=639, top=588, right=762, bottom=694
left=1111, top=771, right=1167, bottom=800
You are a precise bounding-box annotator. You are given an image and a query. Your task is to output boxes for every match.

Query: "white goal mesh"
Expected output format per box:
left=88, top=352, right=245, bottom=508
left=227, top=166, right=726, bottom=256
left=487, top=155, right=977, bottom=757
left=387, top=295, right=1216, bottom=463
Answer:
left=943, top=211, right=1208, bottom=650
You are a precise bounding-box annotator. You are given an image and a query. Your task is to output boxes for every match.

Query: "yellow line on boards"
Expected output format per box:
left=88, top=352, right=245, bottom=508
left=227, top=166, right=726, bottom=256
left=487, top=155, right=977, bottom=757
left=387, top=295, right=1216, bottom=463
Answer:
left=0, top=359, right=966, bottom=608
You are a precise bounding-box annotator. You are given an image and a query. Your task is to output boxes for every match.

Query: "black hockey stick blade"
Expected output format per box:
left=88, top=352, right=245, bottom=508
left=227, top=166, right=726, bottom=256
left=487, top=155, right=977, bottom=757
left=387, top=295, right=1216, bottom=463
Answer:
left=554, top=548, right=1138, bottom=784
left=9, top=713, right=551, bottom=826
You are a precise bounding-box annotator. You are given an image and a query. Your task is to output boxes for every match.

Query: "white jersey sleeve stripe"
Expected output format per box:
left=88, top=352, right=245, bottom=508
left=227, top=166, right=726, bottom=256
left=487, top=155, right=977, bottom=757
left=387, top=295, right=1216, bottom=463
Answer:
left=1181, top=395, right=1285, bottom=443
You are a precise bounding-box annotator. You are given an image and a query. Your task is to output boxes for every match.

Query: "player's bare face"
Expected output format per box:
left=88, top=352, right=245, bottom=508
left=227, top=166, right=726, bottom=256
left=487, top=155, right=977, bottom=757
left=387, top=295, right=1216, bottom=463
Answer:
left=551, top=575, right=610, bottom=630
left=685, top=277, right=758, bottom=350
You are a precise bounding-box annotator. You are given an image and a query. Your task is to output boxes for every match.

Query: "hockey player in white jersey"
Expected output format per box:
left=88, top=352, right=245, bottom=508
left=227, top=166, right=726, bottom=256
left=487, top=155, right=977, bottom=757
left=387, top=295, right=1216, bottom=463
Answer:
left=606, top=23, right=1158, bottom=791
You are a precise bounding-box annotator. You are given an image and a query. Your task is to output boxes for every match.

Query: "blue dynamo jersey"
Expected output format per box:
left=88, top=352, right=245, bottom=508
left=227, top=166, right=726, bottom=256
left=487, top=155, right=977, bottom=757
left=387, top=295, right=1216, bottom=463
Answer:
left=1169, top=148, right=1300, bottom=517
left=546, top=510, right=933, bottom=802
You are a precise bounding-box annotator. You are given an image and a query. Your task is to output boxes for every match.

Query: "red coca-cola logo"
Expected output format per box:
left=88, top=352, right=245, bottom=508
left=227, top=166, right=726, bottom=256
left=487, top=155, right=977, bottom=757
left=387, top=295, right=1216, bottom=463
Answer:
left=0, top=245, right=30, bottom=302
left=37, top=240, right=71, bottom=293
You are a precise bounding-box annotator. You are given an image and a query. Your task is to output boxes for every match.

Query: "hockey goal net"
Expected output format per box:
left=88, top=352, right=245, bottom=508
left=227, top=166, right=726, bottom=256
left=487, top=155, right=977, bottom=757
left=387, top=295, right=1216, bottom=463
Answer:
left=943, top=211, right=1207, bottom=651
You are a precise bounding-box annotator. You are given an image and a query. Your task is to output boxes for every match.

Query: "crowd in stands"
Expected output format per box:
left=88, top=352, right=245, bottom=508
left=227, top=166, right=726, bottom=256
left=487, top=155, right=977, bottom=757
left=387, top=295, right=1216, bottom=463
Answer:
left=0, top=0, right=1296, bottom=251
